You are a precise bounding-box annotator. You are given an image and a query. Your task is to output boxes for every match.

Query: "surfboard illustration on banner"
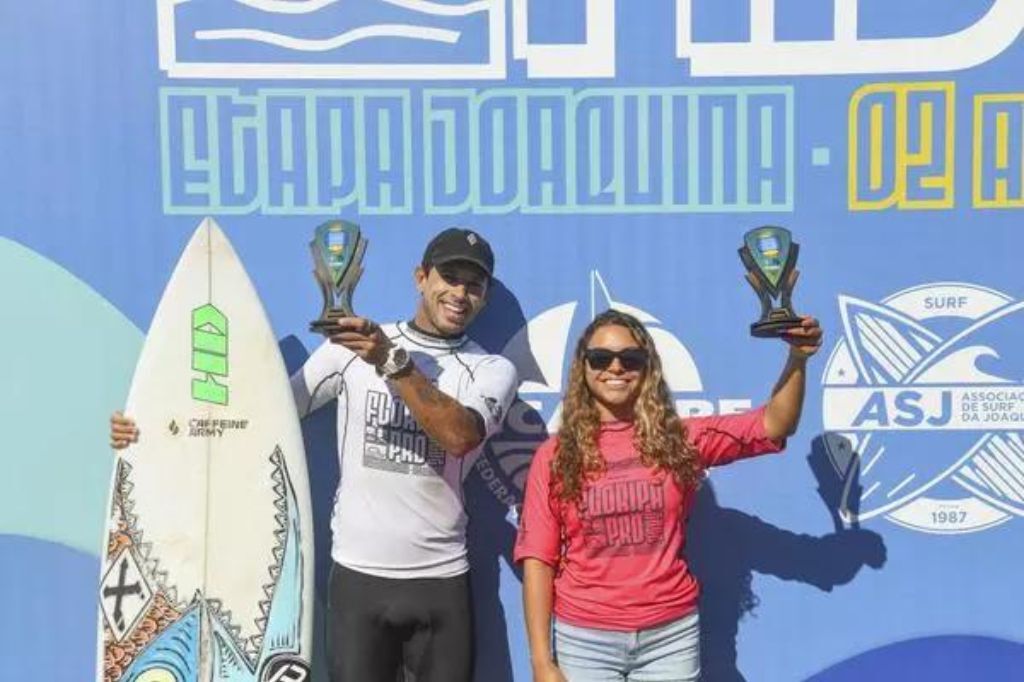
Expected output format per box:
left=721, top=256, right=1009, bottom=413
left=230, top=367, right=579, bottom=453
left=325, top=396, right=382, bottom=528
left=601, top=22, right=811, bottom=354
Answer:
left=96, top=218, right=314, bottom=681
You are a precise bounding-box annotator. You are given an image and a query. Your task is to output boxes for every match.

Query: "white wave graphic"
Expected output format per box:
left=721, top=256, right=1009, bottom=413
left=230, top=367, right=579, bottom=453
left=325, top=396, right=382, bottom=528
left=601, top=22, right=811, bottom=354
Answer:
left=233, top=0, right=340, bottom=14
left=383, top=0, right=491, bottom=15
left=905, top=300, right=1024, bottom=384
left=160, top=0, right=504, bottom=79
left=195, top=24, right=461, bottom=50
left=234, top=0, right=491, bottom=16
left=913, top=346, right=1011, bottom=385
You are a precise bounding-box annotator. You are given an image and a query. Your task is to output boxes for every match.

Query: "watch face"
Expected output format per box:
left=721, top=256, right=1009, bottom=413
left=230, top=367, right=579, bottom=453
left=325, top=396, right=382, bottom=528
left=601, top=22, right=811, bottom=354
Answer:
left=391, top=347, right=411, bottom=374
left=380, top=346, right=411, bottom=377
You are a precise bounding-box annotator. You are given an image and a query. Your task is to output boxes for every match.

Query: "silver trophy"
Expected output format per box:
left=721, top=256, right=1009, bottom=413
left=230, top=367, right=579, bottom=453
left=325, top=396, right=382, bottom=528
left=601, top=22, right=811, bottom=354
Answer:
left=309, top=219, right=367, bottom=335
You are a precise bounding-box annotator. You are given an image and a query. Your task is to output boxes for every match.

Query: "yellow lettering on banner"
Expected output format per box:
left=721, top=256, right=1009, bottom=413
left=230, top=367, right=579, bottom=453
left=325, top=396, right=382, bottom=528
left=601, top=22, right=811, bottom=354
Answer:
left=973, top=93, right=1024, bottom=208
left=849, top=82, right=955, bottom=211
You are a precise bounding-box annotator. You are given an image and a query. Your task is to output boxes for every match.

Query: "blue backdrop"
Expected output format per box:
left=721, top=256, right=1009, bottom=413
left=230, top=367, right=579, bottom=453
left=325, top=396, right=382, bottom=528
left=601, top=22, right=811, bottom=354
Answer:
left=2, top=1, right=1024, bottom=680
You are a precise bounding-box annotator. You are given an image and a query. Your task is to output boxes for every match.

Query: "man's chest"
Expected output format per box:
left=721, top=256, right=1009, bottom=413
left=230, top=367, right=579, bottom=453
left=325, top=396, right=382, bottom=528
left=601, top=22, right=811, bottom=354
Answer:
left=343, top=353, right=463, bottom=477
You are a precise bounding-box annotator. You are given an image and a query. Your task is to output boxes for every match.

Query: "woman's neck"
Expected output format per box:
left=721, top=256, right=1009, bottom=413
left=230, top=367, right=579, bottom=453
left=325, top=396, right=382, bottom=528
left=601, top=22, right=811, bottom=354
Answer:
left=595, top=403, right=635, bottom=423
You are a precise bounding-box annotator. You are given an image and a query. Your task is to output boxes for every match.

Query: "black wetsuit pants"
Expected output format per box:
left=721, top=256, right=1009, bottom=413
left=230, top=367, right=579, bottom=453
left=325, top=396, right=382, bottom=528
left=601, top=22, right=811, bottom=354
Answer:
left=327, top=562, right=473, bottom=682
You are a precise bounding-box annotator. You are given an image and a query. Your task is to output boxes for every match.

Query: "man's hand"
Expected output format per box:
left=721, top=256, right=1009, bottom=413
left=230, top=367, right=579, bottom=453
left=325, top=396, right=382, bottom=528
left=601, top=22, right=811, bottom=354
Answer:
left=325, top=316, right=391, bottom=367
left=782, top=315, right=823, bottom=359
left=110, top=411, right=138, bottom=450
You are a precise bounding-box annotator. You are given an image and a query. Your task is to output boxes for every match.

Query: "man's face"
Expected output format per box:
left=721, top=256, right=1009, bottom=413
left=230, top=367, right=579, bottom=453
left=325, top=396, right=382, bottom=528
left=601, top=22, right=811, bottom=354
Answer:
left=414, top=261, right=489, bottom=336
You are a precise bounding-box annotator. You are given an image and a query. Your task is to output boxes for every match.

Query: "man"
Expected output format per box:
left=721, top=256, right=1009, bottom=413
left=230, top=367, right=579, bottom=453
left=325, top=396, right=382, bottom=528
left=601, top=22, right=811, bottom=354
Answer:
left=112, top=227, right=519, bottom=682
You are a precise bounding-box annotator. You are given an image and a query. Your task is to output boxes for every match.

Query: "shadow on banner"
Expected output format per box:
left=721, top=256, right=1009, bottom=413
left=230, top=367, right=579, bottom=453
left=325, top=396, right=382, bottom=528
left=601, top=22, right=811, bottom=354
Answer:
left=689, top=436, right=888, bottom=681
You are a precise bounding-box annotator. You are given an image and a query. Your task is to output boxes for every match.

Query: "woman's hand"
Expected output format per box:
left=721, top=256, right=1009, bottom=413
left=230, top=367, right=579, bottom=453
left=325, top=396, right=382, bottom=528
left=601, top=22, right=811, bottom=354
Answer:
left=781, top=315, right=823, bottom=359
left=532, top=659, right=568, bottom=682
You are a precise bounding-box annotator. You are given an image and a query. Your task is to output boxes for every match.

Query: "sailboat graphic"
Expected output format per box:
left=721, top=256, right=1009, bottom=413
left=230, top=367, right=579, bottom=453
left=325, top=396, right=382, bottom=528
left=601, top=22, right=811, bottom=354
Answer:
left=827, top=293, right=1024, bottom=524
left=502, top=270, right=702, bottom=395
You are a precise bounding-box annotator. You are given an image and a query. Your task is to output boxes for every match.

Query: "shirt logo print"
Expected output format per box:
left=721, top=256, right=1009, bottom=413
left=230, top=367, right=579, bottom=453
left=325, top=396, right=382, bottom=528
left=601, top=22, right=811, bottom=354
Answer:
left=364, top=390, right=445, bottom=475
left=581, top=461, right=666, bottom=556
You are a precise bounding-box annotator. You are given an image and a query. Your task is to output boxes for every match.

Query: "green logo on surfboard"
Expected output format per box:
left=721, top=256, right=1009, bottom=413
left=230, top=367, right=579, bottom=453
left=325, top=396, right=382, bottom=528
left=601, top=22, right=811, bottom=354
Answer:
left=191, top=303, right=229, bottom=405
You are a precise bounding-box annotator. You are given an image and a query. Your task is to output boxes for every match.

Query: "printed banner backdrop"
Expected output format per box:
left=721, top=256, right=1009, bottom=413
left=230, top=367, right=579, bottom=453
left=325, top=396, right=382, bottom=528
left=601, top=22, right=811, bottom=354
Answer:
left=3, top=1, right=1024, bottom=680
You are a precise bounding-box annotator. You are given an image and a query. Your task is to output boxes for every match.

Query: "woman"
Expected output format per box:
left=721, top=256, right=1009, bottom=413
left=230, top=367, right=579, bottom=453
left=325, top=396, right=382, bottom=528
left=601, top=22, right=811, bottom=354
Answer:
left=515, top=309, right=822, bottom=681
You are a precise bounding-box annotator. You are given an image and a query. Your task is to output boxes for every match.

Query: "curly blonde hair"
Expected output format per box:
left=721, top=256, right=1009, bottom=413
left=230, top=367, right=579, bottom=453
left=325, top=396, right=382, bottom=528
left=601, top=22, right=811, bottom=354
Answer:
left=553, top=309, right=703, bottom=503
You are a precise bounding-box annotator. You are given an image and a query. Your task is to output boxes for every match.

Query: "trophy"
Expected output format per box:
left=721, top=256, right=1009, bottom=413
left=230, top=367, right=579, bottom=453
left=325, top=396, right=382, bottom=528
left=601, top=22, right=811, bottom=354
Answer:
left=738, top=226, right=803, bottom=338
left=309, top=219, right=367, bottom=335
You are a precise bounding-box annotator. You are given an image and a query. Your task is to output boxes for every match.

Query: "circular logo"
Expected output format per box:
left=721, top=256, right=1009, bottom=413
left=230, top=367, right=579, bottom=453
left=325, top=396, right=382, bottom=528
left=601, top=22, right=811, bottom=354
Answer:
left=822, top=282, right=1024, bottom=534
left=261, top=656, right=311, bottom=682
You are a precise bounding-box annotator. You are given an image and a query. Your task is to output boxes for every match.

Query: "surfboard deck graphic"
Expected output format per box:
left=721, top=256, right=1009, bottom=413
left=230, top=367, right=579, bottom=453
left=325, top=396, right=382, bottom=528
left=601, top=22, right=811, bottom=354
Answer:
left=96, top=219, right=313, bottom=681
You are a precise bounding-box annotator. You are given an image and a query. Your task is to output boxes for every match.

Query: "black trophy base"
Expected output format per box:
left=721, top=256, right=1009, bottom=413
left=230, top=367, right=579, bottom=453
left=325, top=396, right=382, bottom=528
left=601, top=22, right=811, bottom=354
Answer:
left=310, top=306, right=355, bottom=336
left=750, top=315, right=804, bottom=338
left=310, top=318, right=339, bottom=336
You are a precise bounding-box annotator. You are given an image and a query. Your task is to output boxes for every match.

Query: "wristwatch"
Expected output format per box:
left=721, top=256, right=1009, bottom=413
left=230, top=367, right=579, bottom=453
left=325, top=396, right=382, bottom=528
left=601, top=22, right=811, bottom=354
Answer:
left=376, top=345, right=412, bottom=379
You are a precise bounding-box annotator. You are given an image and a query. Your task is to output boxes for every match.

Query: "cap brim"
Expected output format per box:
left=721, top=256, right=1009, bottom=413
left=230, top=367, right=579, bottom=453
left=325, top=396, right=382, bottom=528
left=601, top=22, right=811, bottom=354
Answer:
left=431, top=255, right=493, bottom=276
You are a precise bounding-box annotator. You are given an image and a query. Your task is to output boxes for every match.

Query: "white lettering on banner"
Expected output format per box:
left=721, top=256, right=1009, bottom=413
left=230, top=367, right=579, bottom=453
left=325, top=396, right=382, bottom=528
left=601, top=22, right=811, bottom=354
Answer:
left=677, top=0, right=1024, bottom=76
left=157, top=0, right=1024, bottom=81
left=512, top=0, right=615, bottom=78
left=824, top=387, right=1024, bottom=431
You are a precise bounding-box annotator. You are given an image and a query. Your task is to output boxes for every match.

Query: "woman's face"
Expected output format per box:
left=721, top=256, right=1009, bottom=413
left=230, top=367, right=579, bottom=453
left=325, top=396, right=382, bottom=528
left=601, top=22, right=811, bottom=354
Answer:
left=583, top=324, right=648, bottom=421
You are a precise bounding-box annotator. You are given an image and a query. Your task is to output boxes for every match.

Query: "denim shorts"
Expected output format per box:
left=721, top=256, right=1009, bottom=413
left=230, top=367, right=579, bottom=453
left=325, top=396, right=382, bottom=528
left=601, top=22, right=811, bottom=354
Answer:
left=553, top=612, right=701, bottom=682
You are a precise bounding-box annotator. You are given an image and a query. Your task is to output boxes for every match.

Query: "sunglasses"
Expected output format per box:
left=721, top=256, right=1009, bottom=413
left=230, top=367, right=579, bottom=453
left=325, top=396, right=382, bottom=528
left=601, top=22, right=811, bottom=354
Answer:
left=584, top=347, right=649, bottom=372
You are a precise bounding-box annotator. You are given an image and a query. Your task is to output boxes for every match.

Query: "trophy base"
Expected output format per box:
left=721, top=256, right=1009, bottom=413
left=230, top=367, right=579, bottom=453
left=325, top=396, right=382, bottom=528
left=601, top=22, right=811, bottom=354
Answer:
left=750, top=316, right=804, bottom=338
left=310, top=305, right=355, bottom=336
left=309, top=318, right=339, bottom=336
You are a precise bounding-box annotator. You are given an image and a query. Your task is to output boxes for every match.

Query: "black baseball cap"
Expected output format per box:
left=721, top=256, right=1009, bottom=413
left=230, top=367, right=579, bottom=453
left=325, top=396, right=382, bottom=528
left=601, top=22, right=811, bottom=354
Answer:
left=422, top=227, right=495, bottom=277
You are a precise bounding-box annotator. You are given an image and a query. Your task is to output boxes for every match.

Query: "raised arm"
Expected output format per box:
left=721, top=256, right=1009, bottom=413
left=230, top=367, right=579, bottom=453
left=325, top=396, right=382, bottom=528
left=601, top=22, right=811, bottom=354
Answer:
left=763, top=315, right=823, bottom=440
